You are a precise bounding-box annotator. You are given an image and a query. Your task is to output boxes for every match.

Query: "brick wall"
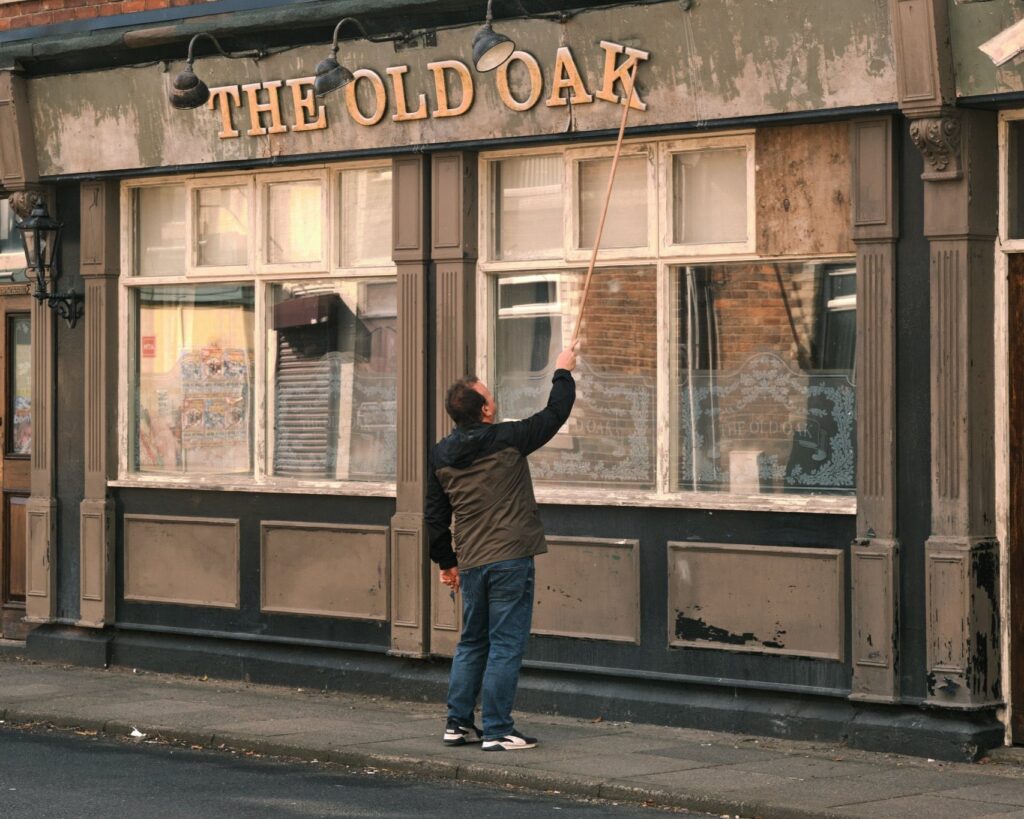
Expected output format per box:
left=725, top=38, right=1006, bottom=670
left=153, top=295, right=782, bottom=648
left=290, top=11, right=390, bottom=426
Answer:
left=0, top=0, right=216, bottom=33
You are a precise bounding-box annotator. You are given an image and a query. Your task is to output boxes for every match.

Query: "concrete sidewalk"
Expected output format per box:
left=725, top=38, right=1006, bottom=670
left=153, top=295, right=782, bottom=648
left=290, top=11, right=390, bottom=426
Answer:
left=2, top=653, right=1024, bottom=819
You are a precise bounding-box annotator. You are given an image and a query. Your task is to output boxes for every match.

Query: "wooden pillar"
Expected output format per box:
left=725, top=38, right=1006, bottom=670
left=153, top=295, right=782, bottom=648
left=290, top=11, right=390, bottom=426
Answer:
left=429, top=152, right=477, bottom=657
left=77, top=181, right=117, bottom=627
left=389, top=155, right=431, bottom=657
left=849, top=117, right=901, bottom=702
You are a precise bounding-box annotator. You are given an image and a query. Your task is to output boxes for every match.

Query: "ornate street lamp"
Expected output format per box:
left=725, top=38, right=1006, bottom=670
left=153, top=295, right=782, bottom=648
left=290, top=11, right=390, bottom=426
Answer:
left=16, top=200, right=82, bottom=329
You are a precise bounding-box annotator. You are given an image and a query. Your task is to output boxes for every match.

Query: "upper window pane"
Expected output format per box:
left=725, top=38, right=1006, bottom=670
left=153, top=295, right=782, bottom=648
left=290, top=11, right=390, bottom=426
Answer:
left=7, top=314, right=30, bottom=456
left=196, top=185, right=248, bottom=267
left=672, top=148, right=747, bottom=245
left=269, top=279, right=397, bottom=481
left=1010, top=121, right=1024, bottom=240
left=493, top=268, right=656, bottom=489
left=673, top=262, right=855, bottom=496
left=133, top=284, right=255, bottom=476
left=578, top=155, right=648, bottom=250
left=492, top=155, right=563, bottom=260
left=134, top=186, right=186, bottom=276
left=340, top=167, right=392, bottom=267
left=0, top=199, right=22, bottom=258
left=265, top=179, right=322, bottom=265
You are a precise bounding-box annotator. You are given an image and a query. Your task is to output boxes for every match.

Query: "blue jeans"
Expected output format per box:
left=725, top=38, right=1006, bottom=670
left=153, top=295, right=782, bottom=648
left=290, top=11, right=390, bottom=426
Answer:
left=447, top=556, right=535, bottom=739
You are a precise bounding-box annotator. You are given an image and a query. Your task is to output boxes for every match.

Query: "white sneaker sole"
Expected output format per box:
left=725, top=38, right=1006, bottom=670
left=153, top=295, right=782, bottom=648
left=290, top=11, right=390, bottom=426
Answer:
left=481, top=739, right=538, bottom=751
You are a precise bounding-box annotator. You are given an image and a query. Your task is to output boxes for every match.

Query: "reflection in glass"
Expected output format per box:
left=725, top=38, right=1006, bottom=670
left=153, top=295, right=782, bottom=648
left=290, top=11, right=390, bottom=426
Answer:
left=1010, top=121, right=1024, bottom=240
left=578, top=155, right=647, bottom=250
left=340, top=167, right=393, bottom=268
left=266, top=180, right=322, bottom=264
left=269, top=279, right=397, bottom=481
left=8, top=315, right=30, bottom=456
left=493, top=269, right=656, bottom=488
left=672, top=148, right=747, bottom=245
left=135, top=186, right=186, bottom=276
left=133, top=285, right=255, bottom=475
left=492, top=155, right=563, bottom=260
left=673, top=262, right=856, bottom=495
left=196, top=186, right=249, bottom=267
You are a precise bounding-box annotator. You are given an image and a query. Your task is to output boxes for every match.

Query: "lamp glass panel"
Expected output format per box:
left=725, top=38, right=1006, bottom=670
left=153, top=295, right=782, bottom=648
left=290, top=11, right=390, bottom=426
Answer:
left=20, top=228, right=37, bottom=270
left=135, top=185, right=186, bottom=276
left=266, top=179, right=322, bottom=264
left=492, top=155, right=563, bottom=260
left=339, top=167, right=392, bottom=267
left=577, top=155, right=648, bottom=250
left=672, top=148, right=748, bottom=245
left=196, top=185, right=249, bottom=267
left=267, top=279, right=398, bottom=481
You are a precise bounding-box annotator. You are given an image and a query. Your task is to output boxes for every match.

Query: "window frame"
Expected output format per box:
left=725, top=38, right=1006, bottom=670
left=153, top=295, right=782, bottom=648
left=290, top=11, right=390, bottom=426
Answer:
left=256, top=168, right=329, bottom=274
left=117, top=161, right=397, bottom=497
left=478, top=134, right=856, bottom=515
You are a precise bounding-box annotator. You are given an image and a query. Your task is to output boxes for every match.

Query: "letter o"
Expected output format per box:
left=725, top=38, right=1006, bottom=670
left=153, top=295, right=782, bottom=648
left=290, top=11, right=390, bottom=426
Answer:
left=345, top=69, right=387, bottom=126
left=496, top=50, right=543, bottom=112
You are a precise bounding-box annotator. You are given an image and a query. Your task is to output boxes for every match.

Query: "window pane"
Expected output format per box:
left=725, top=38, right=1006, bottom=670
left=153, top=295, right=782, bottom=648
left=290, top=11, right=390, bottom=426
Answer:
left=672, top=148, right=747, bottom=245
left=0, top=199, right=22, bottom=257
left=1010, top=121, right=1024, bottom=240
left=493, top=268, right=656, bottom=488
left=196, top=186, right=248, bottom=267
left=269, top=279, right=397, bottom=481
left=266, top=180, right=322, bottom=264
left=673, top=262, right=856, bottom=495
left=493, top=155, right=563, bottom=260
left=578, top=155, right=647, bottom=250
left=8, top=314, right=30, bottom=456
left=340, top=167, right=392, bottom=267
left=133, top=285, right=255, bottom=476
left=135, top=186, right=186, bottom=276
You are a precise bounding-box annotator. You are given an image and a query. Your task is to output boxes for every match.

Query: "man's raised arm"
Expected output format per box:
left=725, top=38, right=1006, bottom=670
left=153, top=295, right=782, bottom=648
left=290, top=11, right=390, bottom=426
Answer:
left=510, top=344, right=579, bottom=456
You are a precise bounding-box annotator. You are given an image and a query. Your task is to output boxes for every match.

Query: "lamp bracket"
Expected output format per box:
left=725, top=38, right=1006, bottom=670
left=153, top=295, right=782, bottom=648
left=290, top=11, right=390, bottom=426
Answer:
left=33, top=287, right=83, bottom=329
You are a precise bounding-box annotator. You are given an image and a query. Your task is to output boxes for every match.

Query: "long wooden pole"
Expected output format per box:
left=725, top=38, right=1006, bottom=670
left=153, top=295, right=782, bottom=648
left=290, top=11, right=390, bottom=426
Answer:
left=571, top=63, right=639, bottom=345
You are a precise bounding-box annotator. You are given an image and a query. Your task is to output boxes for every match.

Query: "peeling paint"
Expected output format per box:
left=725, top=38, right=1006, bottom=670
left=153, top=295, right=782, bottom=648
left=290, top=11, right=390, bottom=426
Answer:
left=674, top=612, right=787, bottom=650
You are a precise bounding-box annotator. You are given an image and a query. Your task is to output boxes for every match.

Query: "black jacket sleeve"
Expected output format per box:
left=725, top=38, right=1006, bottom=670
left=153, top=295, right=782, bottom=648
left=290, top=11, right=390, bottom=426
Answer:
left=425, top=455, right=458, bottom=569
left=508, top=369, right=576, bottom=456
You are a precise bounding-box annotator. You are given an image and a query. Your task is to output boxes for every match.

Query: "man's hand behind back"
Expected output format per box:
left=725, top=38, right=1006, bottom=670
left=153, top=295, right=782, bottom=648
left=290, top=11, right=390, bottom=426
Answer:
left=555, top=341, right=580, bottom=371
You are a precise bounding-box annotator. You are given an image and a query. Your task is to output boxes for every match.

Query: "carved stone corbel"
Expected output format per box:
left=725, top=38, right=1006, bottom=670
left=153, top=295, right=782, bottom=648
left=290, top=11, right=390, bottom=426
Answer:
left=7, top=187, right=45, bottom=218
left=909, top=115, right=962, bottom=181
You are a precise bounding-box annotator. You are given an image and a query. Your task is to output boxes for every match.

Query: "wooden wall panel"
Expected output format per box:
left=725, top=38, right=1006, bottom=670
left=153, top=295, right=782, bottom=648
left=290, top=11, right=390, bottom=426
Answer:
left=124, top=515, right=239, bottom=608
left=261, top=522, right=388, bottom=620
left=668, top=542, right=844, bottom=660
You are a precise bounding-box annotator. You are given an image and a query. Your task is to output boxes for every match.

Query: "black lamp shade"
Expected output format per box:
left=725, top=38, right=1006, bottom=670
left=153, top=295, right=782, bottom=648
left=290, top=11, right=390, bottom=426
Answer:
left=169, top=66, right=211, bottom=110
left=472, top=23, right=515, bottom=71
left=314, top=56, right=356, bottom=97
left=16, top=203, right=61, bottom=275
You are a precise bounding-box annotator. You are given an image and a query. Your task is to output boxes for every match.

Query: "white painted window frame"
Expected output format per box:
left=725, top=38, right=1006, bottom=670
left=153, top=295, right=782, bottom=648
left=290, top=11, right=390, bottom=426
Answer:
left=478, top=134, right=856, bottom=515
left=116, top=160, right=397, bottom=497
left=333, top=162, right=397, bottom=273
left=255, top=168, right=329, bottom=274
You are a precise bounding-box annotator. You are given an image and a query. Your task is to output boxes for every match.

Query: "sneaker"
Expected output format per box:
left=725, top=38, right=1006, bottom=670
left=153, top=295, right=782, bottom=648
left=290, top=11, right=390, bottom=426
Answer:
left=443, top=718, right=482, bottom=746
left=481, top=729, right=538, bottom=751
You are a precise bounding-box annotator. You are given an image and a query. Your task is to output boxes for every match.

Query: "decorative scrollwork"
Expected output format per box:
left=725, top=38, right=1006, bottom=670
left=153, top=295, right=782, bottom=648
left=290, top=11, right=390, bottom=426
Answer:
left=7, top=189, right=46, bottom=219
left=909, top=117, right=962, bottom=180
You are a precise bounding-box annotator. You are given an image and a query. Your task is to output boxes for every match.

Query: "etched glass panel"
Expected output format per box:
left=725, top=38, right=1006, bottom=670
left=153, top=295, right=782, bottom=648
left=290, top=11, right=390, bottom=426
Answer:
left=134, top=185, right=186, bottom=276
left=673, top=262, right=856, bottom=495
left=492, top=155, right=563, bottom=260
left=340, top=167, right=393, bottom=267
left=578, top=155, right=647, bottom=250
left=493, top=268, right=656, bottom=488
left=269, top=279, right=397, bottom=481
left=196, top=185, right=249, bottom=267
left=7, top=314, right=30, bottom=456
left=672, top=148, right=747, bottom=245
left=133, top=285, right=255, bottom=475
left=265, top=179, right=322, bottom=264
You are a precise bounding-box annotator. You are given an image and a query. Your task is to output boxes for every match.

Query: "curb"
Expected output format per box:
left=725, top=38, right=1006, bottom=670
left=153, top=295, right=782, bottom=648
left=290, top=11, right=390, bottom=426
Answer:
left=0, top=707, right=857, bottom=819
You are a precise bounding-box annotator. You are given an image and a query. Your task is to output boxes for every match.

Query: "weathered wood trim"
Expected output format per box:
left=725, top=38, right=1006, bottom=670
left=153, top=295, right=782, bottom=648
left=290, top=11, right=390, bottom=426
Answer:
left=889, top=0, right=955, bottom=117
left=0, top=70, right=38, bottom=193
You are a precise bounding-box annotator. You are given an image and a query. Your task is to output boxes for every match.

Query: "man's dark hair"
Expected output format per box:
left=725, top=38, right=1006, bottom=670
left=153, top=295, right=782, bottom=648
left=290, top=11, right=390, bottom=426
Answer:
left=446, top=377, right=486, bottom=427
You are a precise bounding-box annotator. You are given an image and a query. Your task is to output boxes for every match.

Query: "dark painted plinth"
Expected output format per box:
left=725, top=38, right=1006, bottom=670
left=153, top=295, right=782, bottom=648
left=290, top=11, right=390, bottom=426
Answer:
left=35, top=627, right=1005, bottom=762
left=26, top=625, right=113, bottom=668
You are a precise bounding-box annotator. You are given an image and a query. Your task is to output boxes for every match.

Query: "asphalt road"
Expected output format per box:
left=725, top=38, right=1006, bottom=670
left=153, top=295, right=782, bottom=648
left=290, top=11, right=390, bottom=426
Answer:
left=0, top=725, right=715, bottom=818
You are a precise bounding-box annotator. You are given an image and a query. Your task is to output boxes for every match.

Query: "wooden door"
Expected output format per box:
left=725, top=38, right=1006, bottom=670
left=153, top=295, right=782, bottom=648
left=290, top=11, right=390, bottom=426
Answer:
left=0, top=296, right=31, bottom=639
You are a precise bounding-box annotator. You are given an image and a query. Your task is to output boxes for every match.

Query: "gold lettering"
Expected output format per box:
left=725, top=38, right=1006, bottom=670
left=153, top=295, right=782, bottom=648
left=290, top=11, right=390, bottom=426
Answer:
left=545, top=46, right=593, bottom=108
left=286, top=77, right=327, bottom=131
left=207, top=86, right=242, bottom=139
left=386, top=65, right=429, bottom=122
left=495, top=51, right=543, bottom=112
left=344, top=69, right=388, bottom=126
left=241, top=81, right=288, bottom=136
left=427, top=60, right=474, bottom=118
left=594, top=40, right=649, bottom=111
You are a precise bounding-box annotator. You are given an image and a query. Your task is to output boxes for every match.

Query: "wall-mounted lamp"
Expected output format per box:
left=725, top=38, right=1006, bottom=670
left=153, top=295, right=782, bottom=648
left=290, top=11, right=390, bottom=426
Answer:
left=169, top=32, right=262, bottom=110
left=473, top=0, right=515, bottom=71
left=313, top=18, right=398, bottom=97
left=16, top=201, right=82, bottom=329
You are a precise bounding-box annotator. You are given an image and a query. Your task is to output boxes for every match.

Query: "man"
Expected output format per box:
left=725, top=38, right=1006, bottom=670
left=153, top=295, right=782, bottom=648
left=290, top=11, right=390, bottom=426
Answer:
left=426, top=344, right=578, bottom=751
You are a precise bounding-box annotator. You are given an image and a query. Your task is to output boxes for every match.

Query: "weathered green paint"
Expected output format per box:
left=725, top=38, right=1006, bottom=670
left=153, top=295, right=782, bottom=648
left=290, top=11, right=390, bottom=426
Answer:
left=949, top=0, right=1024, bottom=97
left=30, top=1, right=896, bottom=176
